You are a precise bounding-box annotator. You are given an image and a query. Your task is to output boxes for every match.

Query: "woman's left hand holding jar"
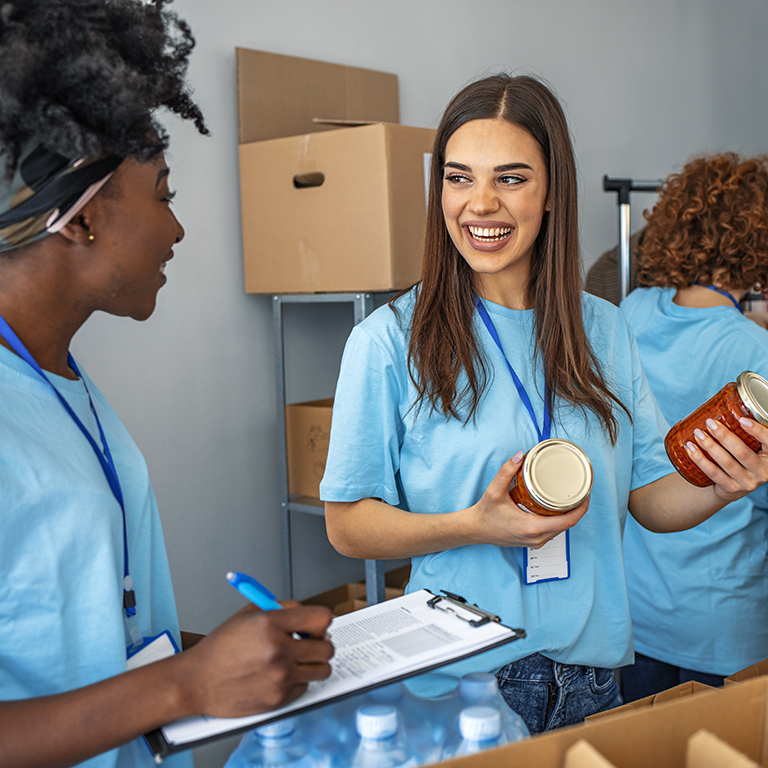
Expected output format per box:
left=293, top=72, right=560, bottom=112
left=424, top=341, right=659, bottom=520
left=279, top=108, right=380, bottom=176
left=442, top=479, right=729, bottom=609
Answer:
left=687, top=416, right=768, bottom=502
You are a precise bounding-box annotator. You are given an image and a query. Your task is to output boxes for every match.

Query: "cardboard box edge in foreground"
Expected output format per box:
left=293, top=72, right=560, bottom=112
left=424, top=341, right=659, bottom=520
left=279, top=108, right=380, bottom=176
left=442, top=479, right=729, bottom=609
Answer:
left=435, top=678, right=768, bottom=768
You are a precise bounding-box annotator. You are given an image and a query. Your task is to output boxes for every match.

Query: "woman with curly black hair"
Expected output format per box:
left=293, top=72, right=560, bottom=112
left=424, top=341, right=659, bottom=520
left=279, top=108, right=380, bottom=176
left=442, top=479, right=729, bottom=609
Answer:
left=620, top=153, right=768, bottom=700
left=0, top=2, right=333, bottom=766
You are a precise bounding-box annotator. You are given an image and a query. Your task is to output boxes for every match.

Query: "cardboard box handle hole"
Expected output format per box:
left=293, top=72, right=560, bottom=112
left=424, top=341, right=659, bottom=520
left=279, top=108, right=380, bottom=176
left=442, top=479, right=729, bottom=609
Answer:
left=293, top=172, right=325, bottom=188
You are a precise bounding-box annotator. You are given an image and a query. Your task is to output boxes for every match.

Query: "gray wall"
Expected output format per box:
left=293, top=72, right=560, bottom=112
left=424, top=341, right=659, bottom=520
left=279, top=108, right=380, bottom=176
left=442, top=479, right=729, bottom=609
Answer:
left=69, top=1, right=768, bottom=764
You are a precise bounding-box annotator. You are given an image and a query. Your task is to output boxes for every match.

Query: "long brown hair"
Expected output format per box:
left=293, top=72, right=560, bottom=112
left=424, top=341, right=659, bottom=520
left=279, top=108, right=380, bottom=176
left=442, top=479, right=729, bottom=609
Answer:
left=405, top=74, right=629, bottom=444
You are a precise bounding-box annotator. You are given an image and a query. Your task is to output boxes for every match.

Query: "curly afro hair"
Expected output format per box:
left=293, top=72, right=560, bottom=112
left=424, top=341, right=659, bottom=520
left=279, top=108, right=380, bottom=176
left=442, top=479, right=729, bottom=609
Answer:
left=0, top=0, right=208, bottom=176
left=638, top=152, right=768, bottom=291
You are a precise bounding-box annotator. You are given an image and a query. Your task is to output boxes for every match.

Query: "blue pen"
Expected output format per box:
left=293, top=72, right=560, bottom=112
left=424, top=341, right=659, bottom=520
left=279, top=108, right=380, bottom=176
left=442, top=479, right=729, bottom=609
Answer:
left=226, top=571, right=283, bottom=611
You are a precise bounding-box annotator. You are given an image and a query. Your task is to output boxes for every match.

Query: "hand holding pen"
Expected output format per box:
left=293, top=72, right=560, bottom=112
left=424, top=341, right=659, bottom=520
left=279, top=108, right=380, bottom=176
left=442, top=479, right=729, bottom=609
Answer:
left=170, top=573, right=334, bottom=719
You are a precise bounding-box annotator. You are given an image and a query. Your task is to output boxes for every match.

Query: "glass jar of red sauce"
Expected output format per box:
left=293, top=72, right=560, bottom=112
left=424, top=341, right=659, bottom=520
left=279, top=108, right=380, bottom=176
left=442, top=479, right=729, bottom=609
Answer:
left=665, top=371, right=768, bottom=487
left=509, top=438, right=594, bottom=516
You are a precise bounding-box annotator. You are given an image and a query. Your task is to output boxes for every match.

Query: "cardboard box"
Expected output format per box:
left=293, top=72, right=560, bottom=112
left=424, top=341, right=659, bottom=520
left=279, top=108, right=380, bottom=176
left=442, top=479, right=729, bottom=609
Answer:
left=302, top=581, right=404, bottom=616
left=585, top=681, right=714, bottom=722
left=565, top=740, right=618, bottom=768
left=285, top=398, right=333, bottom=498
left=687, top=729, right=760, bottom=768
left=236, top=48, right=400, bottom=145
left=236, top=47, right=435, bottom=294
left=382, top=563, right=411, bottom=591
left=726, top=659, right=768, bottom=686
left=434, top=678, right=768, bottom=768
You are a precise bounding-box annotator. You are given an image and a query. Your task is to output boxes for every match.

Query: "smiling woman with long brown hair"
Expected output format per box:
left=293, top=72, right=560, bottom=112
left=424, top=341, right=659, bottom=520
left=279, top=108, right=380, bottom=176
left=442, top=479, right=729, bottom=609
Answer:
left=320, top=74, right=768, bottom=734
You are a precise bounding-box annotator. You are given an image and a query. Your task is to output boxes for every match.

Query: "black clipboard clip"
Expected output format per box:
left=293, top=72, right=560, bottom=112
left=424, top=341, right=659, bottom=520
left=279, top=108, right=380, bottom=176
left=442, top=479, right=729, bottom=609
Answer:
left=426, top=590, right=501, bottom=627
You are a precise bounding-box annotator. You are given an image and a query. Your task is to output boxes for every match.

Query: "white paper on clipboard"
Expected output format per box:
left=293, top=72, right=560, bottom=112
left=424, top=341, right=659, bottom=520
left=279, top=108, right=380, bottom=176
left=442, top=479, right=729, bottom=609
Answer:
left=148, top=589, right=524, bottom=755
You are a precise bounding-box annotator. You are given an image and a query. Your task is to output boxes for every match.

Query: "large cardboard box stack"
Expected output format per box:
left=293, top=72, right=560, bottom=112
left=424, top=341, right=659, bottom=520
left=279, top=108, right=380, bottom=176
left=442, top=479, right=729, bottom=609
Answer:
left=236, top=47, right=435, bottom=294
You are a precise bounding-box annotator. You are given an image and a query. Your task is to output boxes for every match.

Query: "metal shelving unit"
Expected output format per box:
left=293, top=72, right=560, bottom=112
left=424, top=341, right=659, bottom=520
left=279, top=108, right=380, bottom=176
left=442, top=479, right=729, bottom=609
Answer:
left=273, top=292, right=389, bottom=605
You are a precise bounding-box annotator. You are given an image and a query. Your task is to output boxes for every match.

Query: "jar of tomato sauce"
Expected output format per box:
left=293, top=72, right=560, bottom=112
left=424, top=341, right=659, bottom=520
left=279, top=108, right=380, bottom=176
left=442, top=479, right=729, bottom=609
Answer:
left=665, top=371, right=768, bottom=487
left=509, top=438, right=594, bottom=516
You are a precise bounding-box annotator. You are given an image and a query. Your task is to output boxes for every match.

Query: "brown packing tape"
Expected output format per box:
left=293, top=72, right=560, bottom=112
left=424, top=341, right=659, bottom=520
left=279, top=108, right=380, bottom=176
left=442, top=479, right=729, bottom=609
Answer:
left=564, top=740, right=619, bottom=768
left=686, top=729, right=760, bottom=768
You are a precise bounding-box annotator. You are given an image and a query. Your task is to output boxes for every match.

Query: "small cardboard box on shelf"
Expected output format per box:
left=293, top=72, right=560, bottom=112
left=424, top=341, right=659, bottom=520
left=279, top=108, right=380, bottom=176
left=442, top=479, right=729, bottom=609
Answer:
left=285, top=398, right=333, bottom=499
left=236, top=47, right=435, bottom=294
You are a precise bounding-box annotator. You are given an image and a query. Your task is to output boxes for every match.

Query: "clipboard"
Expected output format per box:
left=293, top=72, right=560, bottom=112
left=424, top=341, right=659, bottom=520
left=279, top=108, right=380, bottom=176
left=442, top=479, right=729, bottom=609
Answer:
left=145, top=589, right=525, bottom=758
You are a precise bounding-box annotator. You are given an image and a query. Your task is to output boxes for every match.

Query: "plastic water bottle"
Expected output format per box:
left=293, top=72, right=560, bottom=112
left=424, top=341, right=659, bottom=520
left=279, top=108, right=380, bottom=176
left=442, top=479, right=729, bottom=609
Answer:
left=295, top=693, right=367, bottom=765
left=451, top=707, right=503, bottom=756
left=367, top=682, right=458, bottom=765
left=224, top=717, right=323, bottom=768
left=458, top=672, right=529, bottom=743
left=342, top=704, right=418, bottom=768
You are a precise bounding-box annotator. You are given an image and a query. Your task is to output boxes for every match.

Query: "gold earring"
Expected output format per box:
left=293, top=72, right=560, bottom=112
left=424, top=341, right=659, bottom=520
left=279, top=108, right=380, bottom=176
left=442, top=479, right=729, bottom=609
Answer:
left=88, top=234, right=95, bottom=241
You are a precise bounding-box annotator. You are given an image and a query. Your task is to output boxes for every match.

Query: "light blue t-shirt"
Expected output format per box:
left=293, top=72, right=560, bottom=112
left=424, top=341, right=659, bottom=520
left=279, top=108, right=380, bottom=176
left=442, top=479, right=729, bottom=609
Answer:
left=0, top=345, right=192, bottom=768
left=320, top=289, right=672, bottom=689
left=621, top=286, right=768, bottom=676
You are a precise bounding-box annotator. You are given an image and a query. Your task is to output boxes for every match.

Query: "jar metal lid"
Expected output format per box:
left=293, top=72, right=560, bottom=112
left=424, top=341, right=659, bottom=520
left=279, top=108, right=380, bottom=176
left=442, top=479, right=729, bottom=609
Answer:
left=736, top=371, right=768, bottom=426
left=522, top=438, right=594, bottom=512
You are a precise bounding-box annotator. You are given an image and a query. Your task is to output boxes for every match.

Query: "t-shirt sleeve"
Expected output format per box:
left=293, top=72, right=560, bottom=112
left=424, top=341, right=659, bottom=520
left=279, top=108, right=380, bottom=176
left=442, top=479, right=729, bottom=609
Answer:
left=626, top=325, right=675, bottom=490
left=319, top=324, right=405, bottom=505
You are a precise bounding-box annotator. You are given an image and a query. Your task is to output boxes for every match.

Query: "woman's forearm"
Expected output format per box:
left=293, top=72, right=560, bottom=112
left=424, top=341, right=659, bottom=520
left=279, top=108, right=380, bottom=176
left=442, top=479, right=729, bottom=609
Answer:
left=324, top=498, right=473, bottom=559
left=324, top=455, right=589, bottom=558
left=628, top=472, right=727, bottom=532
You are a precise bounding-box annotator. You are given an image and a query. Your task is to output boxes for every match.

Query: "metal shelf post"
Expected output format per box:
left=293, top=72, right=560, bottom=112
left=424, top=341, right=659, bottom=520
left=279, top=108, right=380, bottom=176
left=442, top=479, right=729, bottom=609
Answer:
left=273, top=292, right=387, bottom=604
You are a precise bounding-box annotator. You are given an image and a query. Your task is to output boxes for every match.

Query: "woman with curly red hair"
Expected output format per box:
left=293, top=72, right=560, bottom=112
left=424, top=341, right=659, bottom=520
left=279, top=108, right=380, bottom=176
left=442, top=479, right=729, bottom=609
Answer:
left=621, top=152, right=768, bottom=700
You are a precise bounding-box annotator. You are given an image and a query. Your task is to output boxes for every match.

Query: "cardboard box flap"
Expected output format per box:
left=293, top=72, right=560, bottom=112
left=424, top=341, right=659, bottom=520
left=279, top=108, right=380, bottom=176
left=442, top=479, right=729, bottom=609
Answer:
left=686, top=729, right=760, bottom=768
left=564, top=740, right=618, bottom=768
left=726, top=660, right=768, bottom=686
left=236, top=48, right=399, bottom=143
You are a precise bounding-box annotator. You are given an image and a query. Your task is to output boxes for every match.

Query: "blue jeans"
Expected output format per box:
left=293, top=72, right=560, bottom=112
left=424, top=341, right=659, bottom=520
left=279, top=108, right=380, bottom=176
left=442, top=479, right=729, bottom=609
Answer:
left=621, top=652, right=724, bottom=702
left=495, top=653, right=622, bottom=734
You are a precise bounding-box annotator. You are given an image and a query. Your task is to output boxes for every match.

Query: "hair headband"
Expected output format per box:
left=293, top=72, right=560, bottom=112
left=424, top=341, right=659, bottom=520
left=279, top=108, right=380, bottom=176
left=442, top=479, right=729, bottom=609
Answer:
left=0, top=144, right=122, bottom=252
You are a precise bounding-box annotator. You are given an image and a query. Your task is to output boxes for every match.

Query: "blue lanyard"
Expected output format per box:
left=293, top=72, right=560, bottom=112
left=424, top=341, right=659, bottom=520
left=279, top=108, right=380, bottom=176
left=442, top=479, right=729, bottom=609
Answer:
left=696, top=283, right=744, bottom=314
left=474, top=295, right=552, bottom=442
left=0, top=313, right=140, bottom=633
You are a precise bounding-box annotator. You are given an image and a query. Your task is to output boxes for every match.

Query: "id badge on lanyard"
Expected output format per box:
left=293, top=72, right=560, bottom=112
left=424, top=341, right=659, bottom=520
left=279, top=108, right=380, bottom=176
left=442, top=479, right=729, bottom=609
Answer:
left=0, top=313, right=162, bottom=652
left=474, top=296, right=570, bottom=583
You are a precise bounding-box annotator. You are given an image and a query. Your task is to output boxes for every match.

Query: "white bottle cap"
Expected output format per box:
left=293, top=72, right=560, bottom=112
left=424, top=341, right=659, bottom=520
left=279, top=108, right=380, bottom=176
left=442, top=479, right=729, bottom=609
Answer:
left=459, top=672, right=497, bottom=703
left=356, top=705, right=398, bottom=739
left=256, top=717, right=296, bottom=739
left=459, top=707, right=501, bottom=742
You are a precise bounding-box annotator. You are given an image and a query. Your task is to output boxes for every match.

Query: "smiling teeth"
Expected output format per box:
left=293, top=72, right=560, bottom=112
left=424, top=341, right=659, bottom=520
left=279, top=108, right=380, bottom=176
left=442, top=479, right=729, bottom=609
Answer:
left=467, top=226, right=512, bottom=241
